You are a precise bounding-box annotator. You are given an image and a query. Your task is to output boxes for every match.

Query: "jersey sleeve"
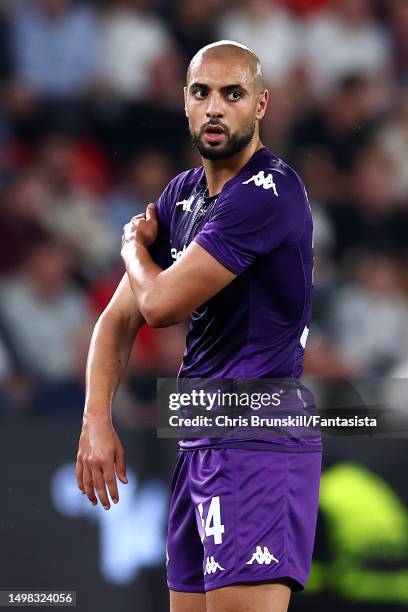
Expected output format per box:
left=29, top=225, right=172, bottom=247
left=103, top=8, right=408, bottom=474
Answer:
left=194, top=169, right=308, bottom=275
left=149, top=178, right=175, bottom=270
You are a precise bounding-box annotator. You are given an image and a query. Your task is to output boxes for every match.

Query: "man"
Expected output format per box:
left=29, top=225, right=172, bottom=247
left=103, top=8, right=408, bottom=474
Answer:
left=76, top=41, right=322, bottom=612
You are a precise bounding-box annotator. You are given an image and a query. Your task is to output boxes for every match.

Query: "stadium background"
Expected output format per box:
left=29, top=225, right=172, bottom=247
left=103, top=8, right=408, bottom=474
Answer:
left=0, top=0, right=407, bottom=610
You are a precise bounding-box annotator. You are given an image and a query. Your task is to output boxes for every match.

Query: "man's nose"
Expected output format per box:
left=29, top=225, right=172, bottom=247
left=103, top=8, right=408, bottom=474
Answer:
left=205, top=94, right=224, bottom=119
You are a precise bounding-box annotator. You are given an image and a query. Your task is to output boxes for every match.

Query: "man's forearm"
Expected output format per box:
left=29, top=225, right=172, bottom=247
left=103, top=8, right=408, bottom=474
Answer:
left=123, top=242, right=171, bottom=327
left=84, top=309, right=144, bottom=420
left=121, top=205, right=236, bottom=327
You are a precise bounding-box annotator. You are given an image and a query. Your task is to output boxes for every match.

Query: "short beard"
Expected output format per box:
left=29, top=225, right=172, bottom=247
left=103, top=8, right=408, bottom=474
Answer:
left=191, top=121, right=256, bottom=161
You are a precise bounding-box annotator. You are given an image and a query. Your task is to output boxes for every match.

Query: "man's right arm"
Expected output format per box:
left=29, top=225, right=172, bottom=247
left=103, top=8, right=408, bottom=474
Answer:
left=76, top=273, right=145, bottom=510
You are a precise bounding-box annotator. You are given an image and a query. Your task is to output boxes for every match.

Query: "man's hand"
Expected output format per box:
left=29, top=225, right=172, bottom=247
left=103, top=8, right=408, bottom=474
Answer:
left=120, top=201, right=236, bottom=327
left=76, top=414, right=128, bottom=509
left=121, top=203, right=158, bottom=261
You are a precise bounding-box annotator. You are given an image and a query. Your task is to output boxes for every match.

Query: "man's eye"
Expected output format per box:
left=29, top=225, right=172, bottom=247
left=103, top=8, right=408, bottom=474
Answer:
left=227, top=91, right=241, bottom=101
left=194, top=90, right=206, bottom=99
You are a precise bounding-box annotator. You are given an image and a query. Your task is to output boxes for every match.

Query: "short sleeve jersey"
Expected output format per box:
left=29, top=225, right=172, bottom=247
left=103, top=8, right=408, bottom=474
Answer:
left=150, top=147, right=320, bottom=451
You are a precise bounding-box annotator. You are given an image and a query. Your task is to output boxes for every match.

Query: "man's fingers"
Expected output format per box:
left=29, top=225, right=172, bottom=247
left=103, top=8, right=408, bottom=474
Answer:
left=83, top=464, right=97, bottom=505
left=145, top=202, right=157, bottom=222
left=75, top=458, right=85, bottom=494
left=115, top=446, right=128, bottom=484
left=123, top=229, right=136, bottom=241
left=123, top=221, right=137, bottom=237
left=130, top=214, right=146, bottom=227
left=102, top=465, right=119, bottom=504
left=92, top=466, right=111, bottom=510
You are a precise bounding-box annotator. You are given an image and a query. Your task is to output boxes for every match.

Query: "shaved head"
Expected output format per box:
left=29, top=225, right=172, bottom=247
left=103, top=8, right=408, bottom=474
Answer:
left=185, top=40, right=268, bottom=161
left=187, top=40, right=265, bottom=94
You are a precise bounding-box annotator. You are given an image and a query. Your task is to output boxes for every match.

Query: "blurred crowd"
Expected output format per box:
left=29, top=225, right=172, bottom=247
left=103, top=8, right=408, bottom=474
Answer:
left=0, top=0, right=407, bottom=420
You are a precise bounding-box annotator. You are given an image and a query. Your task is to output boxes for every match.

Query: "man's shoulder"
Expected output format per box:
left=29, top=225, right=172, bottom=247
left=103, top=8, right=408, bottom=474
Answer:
left=243, top=148, right=303, bottom=187
left=164, top=167, right=203, bottom=200
left=157, top=167, right=203, bottom=225
left=226, top=149, right=306, bottom=208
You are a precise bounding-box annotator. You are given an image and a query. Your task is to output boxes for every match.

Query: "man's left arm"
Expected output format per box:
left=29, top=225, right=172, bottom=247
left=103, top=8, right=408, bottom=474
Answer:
left=121, top=203, right=236, bottom=328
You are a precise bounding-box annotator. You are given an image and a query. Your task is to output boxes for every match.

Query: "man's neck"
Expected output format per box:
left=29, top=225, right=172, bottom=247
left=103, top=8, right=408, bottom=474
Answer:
left=202, top=138, right=264, bottom=197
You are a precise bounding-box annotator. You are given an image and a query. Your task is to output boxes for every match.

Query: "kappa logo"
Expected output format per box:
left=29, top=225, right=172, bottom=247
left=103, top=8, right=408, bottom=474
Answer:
left=204, top=556, right=225, bottom=575
left=242, top=171, right=278, bottom=196
left=246, top=546, right=279, bottom=565
left=176, top=195, right=194, bottom=212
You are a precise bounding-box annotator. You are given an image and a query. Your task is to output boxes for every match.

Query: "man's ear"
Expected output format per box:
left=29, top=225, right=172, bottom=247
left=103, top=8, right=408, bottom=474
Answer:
left=255, top=89, right=269, bottom=121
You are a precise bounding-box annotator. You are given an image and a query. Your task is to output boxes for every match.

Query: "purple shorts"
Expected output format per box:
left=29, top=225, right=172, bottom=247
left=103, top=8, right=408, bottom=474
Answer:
left=166, top=446, right=322, bottom=593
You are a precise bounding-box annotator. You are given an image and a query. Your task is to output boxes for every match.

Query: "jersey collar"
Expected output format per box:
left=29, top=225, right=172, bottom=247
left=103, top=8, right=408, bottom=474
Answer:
left=196, top=146, right=274, bottom=196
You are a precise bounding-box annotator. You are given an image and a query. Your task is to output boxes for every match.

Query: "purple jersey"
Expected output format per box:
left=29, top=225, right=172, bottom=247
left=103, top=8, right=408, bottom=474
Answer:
left=150, top=147, right=320, bottom=451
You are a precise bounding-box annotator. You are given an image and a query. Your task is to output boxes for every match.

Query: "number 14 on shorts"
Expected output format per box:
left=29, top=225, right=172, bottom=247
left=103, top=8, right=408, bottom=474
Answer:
left=197, top=496, right=225, bottom=544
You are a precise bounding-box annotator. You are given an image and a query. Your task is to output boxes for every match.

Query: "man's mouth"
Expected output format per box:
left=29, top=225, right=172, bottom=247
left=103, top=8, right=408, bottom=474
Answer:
left=203, top=124, right=226, bottom=144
